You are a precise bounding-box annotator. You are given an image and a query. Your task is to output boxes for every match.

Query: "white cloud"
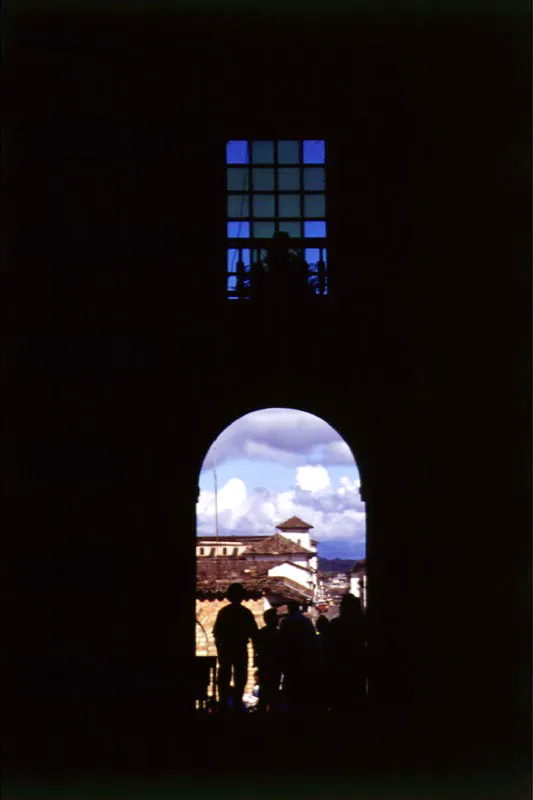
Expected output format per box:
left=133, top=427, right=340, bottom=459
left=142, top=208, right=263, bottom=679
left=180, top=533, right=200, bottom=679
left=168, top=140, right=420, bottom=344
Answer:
left=216, top=477, right=246, bottom=512
left=196, top=467, right=365, bottom=549
left=296, top=465, right=331, bottom=492
left=323, top=441, right=355, bottom=465
left=201, top=408, right=357, bottom=471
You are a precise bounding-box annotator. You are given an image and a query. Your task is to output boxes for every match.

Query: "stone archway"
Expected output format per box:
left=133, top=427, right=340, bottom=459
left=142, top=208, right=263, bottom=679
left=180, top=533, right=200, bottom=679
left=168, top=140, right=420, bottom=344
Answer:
left=194, top=402, right=369, bottom=709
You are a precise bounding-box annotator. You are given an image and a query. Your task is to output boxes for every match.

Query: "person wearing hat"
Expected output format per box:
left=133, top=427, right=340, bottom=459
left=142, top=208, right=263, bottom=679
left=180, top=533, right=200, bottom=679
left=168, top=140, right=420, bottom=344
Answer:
left=213, top=583, right=259, bottom=712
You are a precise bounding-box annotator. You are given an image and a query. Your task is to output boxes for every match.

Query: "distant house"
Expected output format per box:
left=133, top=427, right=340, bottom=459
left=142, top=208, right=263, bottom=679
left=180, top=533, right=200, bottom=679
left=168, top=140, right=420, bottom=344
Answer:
left=196, top=516, right=318, bottom=598
left=350, top=559, right=367, bottom=608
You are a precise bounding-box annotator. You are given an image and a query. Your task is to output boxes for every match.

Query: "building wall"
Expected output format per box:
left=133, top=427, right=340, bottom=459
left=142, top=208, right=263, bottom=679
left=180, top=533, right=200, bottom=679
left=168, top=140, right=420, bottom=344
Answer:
left=8, top=13, right=529, bottom=778
left=268, top=562, right=314, bottom=591
left=292, top=557, right=312, bottom=570
left=278, top=532, right=314, bottom=551
left=196, top=544, right=248, bottom=558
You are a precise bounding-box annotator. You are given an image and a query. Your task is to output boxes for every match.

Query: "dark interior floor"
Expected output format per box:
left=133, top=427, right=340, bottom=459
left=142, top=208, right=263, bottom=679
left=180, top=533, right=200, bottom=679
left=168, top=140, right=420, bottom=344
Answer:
left=5, top=707, right=530, bottom=800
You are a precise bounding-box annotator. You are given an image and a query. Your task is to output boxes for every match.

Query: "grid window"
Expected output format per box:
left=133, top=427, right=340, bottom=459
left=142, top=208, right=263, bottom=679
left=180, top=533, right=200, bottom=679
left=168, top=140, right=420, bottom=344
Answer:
left=279, top=220, right=302, bottom=237
left=252, top=195, right=275, bottom=217
left=305, top=248, right=322, bottom=265
left=252, top=168, right=275, bottom=191
left=228, top=195, right=250, bottom=217
left=226, top=139, right=328, bottom=299
left=304, top=194, right=326, bottom=218
left=278, top=194, right=301, bottom=218
left=306, top=248, right=329, bottom=296
left=277, top=140, right=300, bottom=163
left=304, top=220, right=327, bottom=237
left=227, top=168, right=249, bottom=190
left=303, top=140, right=325, bottom=164
left=252, top=221, right=276, bottom=238
left=226, top=141, right=249, bottom=164
left=303, top=167, right=326, bottom=190
left=227, top=221, right=250, bottom=238
left=227, top=248, right=251, bottom=272
left=252, top=248, right=269, bottom=263
left=278, top=168, right=300, bottom=190
left=252, top=141, right=275, bottom=163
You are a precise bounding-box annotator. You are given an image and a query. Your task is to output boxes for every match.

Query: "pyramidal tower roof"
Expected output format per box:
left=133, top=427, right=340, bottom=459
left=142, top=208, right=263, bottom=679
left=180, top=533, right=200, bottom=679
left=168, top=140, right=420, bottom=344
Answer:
left=276, top=516, right=314, bottom=532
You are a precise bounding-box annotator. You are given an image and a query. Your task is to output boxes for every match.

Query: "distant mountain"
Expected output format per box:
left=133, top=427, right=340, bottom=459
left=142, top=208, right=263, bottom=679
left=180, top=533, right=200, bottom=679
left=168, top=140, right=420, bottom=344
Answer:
left=317, top=541, right=366, bottom=560
left=318, top=557, right=355, bottom=575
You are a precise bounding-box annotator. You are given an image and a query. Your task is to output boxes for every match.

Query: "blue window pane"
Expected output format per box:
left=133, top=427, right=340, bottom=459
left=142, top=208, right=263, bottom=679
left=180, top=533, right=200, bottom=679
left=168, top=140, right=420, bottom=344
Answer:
left=227, top=141, right=249, bottom=164
left=227, top=250, right=238, bottom=272
left=228, top=195, right=250, bottom=217
left=227, top=249, right=251, bottom=271
left=227, top=275, right=238, bottom=291
left=303, top=140, right=325, bottom=164
left=304, top=220, right=327, bottom=237
left=227, top=221, right=251, bottom=238
left=278, top=141, right=300, bottom=163
left=252, top=141, right=274, bottom=163
left=278, top=168, right=300, bottom=190
left=303, top=167, right=326, bottom=190
left=278, top=194, right=301, bottom=217
left=304, top=248, right=321, bottom=265
left=252, top=195, right=275, bottom=217
left=227, top=168, right=249, bottom=190
left=252, top=168, right=275, bottom=190
left=252, top=221, right=275, bottom=237
left=304, top=194, right=326, bottom=217
left=279, top=221, right=301, bottom=237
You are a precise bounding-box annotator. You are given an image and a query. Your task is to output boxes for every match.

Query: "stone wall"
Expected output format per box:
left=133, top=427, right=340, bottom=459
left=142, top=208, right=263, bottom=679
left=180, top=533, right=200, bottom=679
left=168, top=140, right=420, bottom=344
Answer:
left=196, top=598, right=268, bottom=698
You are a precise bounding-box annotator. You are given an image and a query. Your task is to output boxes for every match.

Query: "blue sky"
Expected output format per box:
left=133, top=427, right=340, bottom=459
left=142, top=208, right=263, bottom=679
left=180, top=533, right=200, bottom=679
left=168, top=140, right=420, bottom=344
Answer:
left=197, top=408, right=366, bottom=559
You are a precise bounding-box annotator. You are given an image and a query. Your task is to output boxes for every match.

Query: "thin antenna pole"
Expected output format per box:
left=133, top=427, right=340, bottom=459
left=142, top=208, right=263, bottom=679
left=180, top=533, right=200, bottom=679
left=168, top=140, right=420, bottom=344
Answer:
left=213, top=441, right=219, bottom=581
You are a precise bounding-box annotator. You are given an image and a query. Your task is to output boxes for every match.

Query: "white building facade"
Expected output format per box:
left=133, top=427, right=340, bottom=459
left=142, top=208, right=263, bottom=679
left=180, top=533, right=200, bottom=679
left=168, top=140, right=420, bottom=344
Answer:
left=196, top=517, right=319, bottom=599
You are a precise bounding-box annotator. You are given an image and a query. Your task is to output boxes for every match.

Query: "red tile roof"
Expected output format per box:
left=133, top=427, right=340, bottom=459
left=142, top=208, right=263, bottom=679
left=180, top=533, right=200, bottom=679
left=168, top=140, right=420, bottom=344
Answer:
left=197, top=535, right=266, bottom=542
left=245, top=532, right=314, bottom=555
left=196, top=574, right=313, bottom=605
left=268, top=560, right=314, bottom=574
left=196, top=558, right=315, bottom=604
left=276, top=516, right=314, bottom=531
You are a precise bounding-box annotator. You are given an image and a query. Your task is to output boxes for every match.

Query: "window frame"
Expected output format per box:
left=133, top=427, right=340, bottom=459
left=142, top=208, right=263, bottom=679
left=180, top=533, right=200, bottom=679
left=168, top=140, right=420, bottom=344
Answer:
left=226, top=140, right=329, bottom=298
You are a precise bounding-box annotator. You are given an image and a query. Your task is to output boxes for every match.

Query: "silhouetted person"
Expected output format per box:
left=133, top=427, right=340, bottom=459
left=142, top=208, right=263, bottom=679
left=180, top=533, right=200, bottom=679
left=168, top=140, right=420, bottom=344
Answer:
left=268, top=231, right=290, bottom=277
left=213, top=583, right=258, bottom=712
left=255, top=608, right=282, bottom=713
left=326, top=593, right=367, bottom=712
left=287, top=250, right=310, bottom=300
left=278, top=601, right=316, bottom=713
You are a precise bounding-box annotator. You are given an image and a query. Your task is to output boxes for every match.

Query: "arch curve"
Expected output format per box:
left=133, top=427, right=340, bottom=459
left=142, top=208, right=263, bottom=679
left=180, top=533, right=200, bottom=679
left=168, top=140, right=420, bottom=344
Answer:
left=193, top=381, right=371, bottom=498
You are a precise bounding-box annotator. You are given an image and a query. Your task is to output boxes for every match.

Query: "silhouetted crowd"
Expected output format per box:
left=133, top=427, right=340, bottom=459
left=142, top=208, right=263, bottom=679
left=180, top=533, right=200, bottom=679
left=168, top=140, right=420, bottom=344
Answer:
left=212, top=582, right=367, bottom=715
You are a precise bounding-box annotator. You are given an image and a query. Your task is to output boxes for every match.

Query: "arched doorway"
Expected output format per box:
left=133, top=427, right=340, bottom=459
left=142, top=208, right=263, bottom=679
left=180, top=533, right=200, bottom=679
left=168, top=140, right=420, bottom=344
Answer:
left=194, top=407, right=366, bottom=711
